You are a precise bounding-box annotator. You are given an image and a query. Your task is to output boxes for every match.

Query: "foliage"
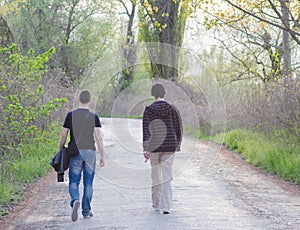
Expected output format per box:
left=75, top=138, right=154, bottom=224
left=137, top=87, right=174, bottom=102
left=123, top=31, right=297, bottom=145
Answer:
left=236, top=78, right=300, bottom=142
left=0, top=43, right=67, bottom=213
left=198, top=0, right=300, bottom=44
left=194, top=29, right=299, bottom=145
left=0, top=123, right=61, bottom=216
left=0, top=44, right=67, bottom=155
left=217, top=129, right=300, bottom=184
left=1, top=0, right=116, bottom=83
left=196, top=0, right=299, bottom=82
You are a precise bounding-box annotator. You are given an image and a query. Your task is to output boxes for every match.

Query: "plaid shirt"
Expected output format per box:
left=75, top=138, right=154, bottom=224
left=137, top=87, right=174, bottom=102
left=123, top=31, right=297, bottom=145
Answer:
left=143, top=100, right=183, bottom=152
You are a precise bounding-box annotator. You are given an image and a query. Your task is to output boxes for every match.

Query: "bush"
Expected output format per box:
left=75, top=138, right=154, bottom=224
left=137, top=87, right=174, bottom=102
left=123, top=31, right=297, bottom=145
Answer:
left=0, top=44, right=67, bottom=154
left=0, top=45, right=67, bottom=204
left=0, top=123, right=61, bottom=216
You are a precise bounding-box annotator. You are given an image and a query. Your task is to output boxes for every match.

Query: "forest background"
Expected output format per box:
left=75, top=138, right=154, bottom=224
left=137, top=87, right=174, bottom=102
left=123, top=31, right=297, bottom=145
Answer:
left=0, top=0, right=299, bottom=216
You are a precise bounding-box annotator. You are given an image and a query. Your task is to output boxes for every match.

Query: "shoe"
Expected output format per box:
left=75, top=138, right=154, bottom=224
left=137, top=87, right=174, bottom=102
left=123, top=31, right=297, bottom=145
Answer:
left=152, top=205, right=160, bottom=211
left=71, top=200, right=80, bottom=222
left=83, top=212, right=94, bottom=219
left=162, top=209, right=170, bottom=214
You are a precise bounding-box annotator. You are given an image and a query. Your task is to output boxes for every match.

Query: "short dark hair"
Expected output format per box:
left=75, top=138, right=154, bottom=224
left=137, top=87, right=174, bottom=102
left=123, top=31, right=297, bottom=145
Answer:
left=79, top=90, right=91, bottom=104
left=151, top=83, right=166, bottom=99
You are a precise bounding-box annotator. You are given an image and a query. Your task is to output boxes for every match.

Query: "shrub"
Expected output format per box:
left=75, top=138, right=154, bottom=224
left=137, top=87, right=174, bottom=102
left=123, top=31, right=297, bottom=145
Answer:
left=0, top=44, right=67, bottom=154
left=0, top=123, right=61, bottom=216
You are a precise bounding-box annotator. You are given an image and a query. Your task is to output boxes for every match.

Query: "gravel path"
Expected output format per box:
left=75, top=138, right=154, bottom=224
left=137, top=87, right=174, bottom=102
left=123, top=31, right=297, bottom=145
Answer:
left=1, top=118, right=300, bottom=230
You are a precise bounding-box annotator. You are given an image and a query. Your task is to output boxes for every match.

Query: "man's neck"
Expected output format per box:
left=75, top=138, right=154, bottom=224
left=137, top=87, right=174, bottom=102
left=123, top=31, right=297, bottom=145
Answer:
left=155, top=97, right=165, bottom=101
left=78, top=104, right=89, bottom=109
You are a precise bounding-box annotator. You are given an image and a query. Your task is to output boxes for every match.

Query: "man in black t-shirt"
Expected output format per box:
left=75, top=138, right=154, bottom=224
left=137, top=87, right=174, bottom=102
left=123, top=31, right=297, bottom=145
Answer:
left=59, top=90, right=104, bottom=222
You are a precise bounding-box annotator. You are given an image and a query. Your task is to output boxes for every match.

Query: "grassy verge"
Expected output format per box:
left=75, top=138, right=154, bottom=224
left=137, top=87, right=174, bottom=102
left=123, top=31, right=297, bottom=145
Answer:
left=212, top=129, right=300, bottom=184
left=0, top=123, right=60, bottom=216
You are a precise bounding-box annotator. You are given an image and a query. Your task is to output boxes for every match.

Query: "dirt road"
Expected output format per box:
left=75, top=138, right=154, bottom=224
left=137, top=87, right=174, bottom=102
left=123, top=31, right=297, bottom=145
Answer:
left=1, top=118, right=299, bottom=229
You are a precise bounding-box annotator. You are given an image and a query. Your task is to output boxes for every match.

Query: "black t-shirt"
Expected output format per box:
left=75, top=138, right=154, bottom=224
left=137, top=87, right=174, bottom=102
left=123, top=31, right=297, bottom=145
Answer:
left=63, top=108, right=101, bottom=150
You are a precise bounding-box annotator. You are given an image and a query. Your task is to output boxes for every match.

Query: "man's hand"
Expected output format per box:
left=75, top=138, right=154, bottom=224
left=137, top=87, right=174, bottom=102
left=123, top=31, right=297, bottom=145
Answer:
left=100, top=158, right=105, bottom=167
left=144, top=151, right=150, bottom=162
left=59, top=128, right=69, bottom=149
left=95, top=127, right=104, bottom=167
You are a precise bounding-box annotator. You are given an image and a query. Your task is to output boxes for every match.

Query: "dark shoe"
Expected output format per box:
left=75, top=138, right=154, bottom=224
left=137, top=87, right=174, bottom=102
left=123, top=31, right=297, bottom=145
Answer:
left=162, top=209, right=170, bottom=214
left=83, top=212, right=94, bottom=219
left=71, top=200, right=80, bottom=222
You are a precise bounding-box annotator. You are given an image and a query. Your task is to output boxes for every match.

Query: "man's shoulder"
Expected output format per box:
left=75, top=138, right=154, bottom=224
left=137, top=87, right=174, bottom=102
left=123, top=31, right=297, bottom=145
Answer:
left=147, top=100, right=171, bottom=107
left=87, top=111, right=98, bottom=118
left=85, top=111, right=100, bottom=122
left=144, top=102, right=157, bottom=111
left=72, top=108, right=94, bottom=115
left=170, top=104, right=181, bottom=117
left=65, top=111, right=73, bottom=118
left=170, top=104, right=179, bottom=111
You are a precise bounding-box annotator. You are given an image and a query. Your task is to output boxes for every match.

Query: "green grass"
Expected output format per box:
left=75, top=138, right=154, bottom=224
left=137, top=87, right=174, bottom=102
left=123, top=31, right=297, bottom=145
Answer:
left=0, top=123, right=61, bottom=216
left=161, top=125, right=300, bottom=184
left=212, top=129, right=300, bottom=184
left=185, top=126, right=221, bottom=141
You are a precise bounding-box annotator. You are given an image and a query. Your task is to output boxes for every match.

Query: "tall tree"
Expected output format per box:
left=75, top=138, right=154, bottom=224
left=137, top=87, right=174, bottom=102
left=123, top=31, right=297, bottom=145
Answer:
left=139, top=0, right=193, bottom=80
left=116, top=0, right=138, bottom=91
left=2, top=0, right=115, bottom=83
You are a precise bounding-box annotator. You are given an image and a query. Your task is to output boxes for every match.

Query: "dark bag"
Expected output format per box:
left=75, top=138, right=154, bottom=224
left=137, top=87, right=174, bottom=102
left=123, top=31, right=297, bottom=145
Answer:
left=67, top=141, right=79, bottom=157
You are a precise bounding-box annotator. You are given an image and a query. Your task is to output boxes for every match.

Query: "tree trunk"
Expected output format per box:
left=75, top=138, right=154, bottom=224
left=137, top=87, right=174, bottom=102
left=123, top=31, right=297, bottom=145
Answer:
left=0, top=16, right=14, bottom=47
left=140, top=0, right=190, bottom=80
left=158, top=1, right=178, bottom=80
left=280, top=0, right=292, bottom=77
left=119, top=0, right=137, bottom=91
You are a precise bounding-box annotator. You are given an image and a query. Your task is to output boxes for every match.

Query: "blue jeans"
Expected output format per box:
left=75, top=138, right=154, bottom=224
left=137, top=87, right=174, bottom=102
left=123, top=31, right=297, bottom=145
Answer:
left=69, top=149, right=96, bottom=217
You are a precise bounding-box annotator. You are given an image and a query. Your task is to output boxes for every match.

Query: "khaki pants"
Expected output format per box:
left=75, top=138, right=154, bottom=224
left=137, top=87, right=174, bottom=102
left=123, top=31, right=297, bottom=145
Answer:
left=150, top=152, right=175, bottom=211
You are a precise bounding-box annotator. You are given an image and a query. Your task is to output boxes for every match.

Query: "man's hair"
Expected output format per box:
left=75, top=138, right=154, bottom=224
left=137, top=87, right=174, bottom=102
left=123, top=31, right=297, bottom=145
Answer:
left=79, top=90, right=91, bottom=104
left=151, top=83, right=166, bottom=99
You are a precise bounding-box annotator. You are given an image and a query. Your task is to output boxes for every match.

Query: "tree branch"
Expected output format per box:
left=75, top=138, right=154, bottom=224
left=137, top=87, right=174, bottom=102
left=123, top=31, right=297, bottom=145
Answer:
left=223, top=0, right=300, bottom=44
left=116, top=0, right=130, bottom=16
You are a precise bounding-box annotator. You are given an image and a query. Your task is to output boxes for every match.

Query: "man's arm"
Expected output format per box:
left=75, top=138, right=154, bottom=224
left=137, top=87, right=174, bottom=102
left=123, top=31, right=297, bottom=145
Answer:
left=172, top=106, right=183, bottom=151
left=59, top=127, right=69, bottom=149
left=95, top=127, right=105, bottom=167
left=142, top=107, right=151, bottom=162
left=142, top=107, right=151, bottom=151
